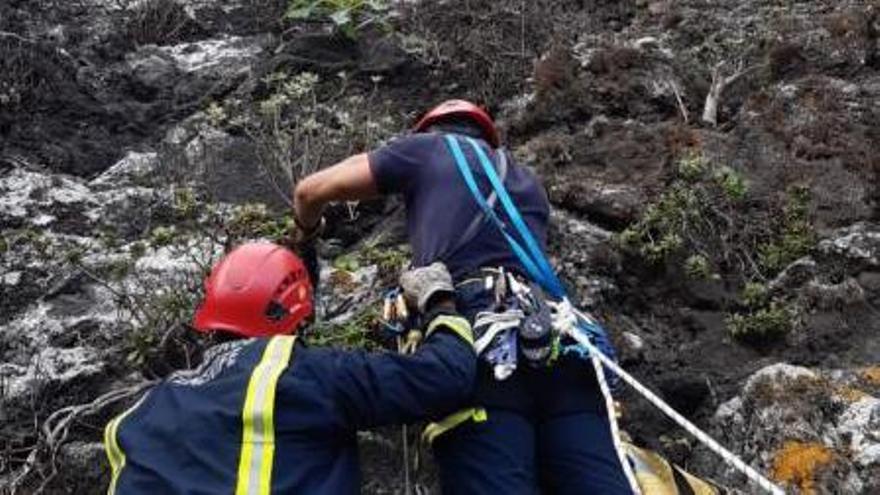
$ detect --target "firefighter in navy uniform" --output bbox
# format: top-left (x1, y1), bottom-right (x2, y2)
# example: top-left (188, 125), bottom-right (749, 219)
top-left (293, 100), bottom-right (636, 494)
top-left (103, 242), bottom-right (475, 495)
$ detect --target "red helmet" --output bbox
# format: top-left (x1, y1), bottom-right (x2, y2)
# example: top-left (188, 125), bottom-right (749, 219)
top-left (413, 99), bottom-right (500, 148)
top-left (193, 242), bottom-right (314, 338)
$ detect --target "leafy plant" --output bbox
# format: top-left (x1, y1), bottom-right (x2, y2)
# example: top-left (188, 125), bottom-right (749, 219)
top-left (714, 166), bottom-right (748, 201)
top-left (616, 149), bottom-right (814, 285)
top-left (758, 186), bottom-right (815, 274)
top-left (741, 282), bottom-right (769, 308)
top-left (726, 303), bottom-right (793, 344)
top-left (305, 306), bottom-right (380, 349)
top-left (285, 0), bottom-right (389, 38)
top-left (684, 254), bottom-right (713, 280)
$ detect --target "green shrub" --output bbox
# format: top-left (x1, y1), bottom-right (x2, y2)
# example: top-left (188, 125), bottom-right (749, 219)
top-left (726, 303), bottom-right (792, 344)
top-left (676, 150), bottom-right (707, 182)
top-left (306, 306), bottom-right (380, 349)
top-left (149, 226), bottom-right (178, 247)
top-left (714, 166), bottom-right (748, 201)
top-left (741, 282), bottom-right (769, 308)
top-left (684, 254), bottom-right (713, 280)
top-left (758, 186), bottom-right (815, 274)
top-left (285, 0), bottom-right (389, 38)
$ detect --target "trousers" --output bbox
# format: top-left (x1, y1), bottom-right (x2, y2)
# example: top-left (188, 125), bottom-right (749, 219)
top-left (432, 280), bottom-right (635, 494)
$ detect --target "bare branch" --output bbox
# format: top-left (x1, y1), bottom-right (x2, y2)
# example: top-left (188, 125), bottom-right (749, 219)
top-left (9, 381), bottom-right (156, 495)
top-left (702, 62), bottom-right (763, 127)
top-left (666, 79), bottom-right (690, 124)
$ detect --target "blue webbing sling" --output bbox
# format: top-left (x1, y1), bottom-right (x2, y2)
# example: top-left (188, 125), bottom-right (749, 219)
top-left (444, 135), bottom-right (618, 364)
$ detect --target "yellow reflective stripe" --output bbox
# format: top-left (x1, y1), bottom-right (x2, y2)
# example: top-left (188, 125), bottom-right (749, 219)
top-left (422, 407), bottom-right (487, 445)
top-left (426, 315), bottom-right (474, 346)
top-left (104, 393), bottom-right (149, 495)
top-left (235, 336), bottom-right (296, 495)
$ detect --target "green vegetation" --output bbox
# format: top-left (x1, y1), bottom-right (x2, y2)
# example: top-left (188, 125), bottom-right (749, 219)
top-left (726, 279), bottom-right (800, 345)
top-left (616, 149), bottom-right (748, 274)
top-left (617, 149), bottom-right (816, 347)
top-left (758, 186), bottom-right (815, 274)
top-left (306, 306), bottom-right (381, 349)
top-left (286, 0), bottom-right (389, 38)
top-left (149, 226), bottom-right (178, 247)
top-left (684, 254), bottom-right (713, 280)
top-left (741, 281), bottom-right (769, 308)
top-left (225, 203), bottom-right (293, 243)
top-left (333, 240), bottom-right (411, 275)
top-left (726, 303), bottom-right (793, 344)
top-left (617, 149), bottom-right (815, 284)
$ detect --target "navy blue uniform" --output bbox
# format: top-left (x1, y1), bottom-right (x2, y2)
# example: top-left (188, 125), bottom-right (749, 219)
top-left (369, 132), bottom-right (550, 280)
top-left (104, 317), bottom-right (474, 495)
top-left (369, 133), bottom-right (635, 494)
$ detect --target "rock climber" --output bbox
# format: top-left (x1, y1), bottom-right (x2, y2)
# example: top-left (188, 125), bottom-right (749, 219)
top-left (293, 99), bottom-right (637, 494)
top-left (102, 241), bottom-right (475, 494)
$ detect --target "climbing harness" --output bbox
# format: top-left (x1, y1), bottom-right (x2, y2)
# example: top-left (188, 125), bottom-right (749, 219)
top-left (444, 134), bottom-right (785, 495)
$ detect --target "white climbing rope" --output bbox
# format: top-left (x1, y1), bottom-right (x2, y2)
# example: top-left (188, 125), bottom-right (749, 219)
top-left (564, 306), bottom-right (785, 495)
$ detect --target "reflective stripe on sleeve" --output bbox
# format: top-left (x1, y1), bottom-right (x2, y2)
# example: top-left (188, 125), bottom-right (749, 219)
top-left (235, 335), bottom-right (297, 495)
top-left (104, 393), bottom-right (150, 495)
top-left (422, 407), bottom-right (487, 445)
top-left (426, 315), bottom-right (474, 347)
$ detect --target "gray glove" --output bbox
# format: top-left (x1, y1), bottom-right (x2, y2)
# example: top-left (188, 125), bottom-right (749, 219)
top-left (399, 262), bottom-right (455, 313)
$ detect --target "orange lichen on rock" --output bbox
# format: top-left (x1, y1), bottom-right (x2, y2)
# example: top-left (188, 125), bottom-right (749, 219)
top-left (771, 441), bottom-right (833, 495)
top-left (861, 366), bottom-right (880, 385)
top-left (836, 386), bottom-right (870, 403)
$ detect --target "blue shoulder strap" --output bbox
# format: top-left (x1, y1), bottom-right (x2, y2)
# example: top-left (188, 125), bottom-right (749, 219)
top-left (444, 135), bottom-right (546, 286)
top-left (444, 135), bottom-right (566, 298)
top-left (444, 134), bottom-right (618, 360)
top-left (463, 137), bottom-right (568, 299)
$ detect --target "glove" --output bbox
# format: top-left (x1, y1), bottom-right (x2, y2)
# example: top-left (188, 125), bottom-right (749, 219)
top-left (284, 216), bottom-right (324, 291)
top-left (289, 215), bottom-right (325, 247)
top-left (297, 240), bottom-right (320, 291)
top-left (399, 262), bottom-right (455, 314)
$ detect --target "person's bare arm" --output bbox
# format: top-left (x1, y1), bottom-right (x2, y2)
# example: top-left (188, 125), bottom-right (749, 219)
top-left (293, 153), bottom-right (379, 229)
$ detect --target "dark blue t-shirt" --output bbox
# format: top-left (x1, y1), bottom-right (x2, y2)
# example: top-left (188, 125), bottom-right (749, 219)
top-left (368, 133), bottom-right (549, 281)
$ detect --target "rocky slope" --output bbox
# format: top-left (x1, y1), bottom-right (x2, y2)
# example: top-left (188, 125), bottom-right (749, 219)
top-left (1, 0), bottom-right (879, 493)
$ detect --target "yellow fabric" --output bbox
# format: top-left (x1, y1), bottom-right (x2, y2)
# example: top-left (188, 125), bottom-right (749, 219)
top-left (623, 442), bottom-right (721, 495)
top-left (674, 465), bottom-right (720, 495)
top-left (422, 407), bottom-right (487, 445)
top-left (426, 314), bottom-right (474, 346)
top-left (104, 393), bottom-right (149, 495)
top-left (235, 336), bottom-right (297, 495)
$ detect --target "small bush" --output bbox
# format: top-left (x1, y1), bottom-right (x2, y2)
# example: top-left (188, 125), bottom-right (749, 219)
top-left (306, 305), bottom-right (380, 349)
top-left (149, 226), bottom-right (178, 247)
top-left (758, 186), bottom-right (815, 274)
top-left (714, 166), bottom-right (748, 201)
top-left (684, 254), bottom-right (713, 280)
top-left (617, 148), bottom-right (815, 286)
top-left (726, 303), bottom-right (792, 344)
top-left (741, 282), bottom-right (769, 308)
top-left (285, 0), bottom-right (389, 38)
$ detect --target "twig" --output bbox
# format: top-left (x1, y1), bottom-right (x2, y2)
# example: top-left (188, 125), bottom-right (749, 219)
top-left (702, 62), bottom-right (762, 127)
top-left (667, 78), bottom-right (690, 124)
top-left (9, 381), bottom-right (156, 495)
